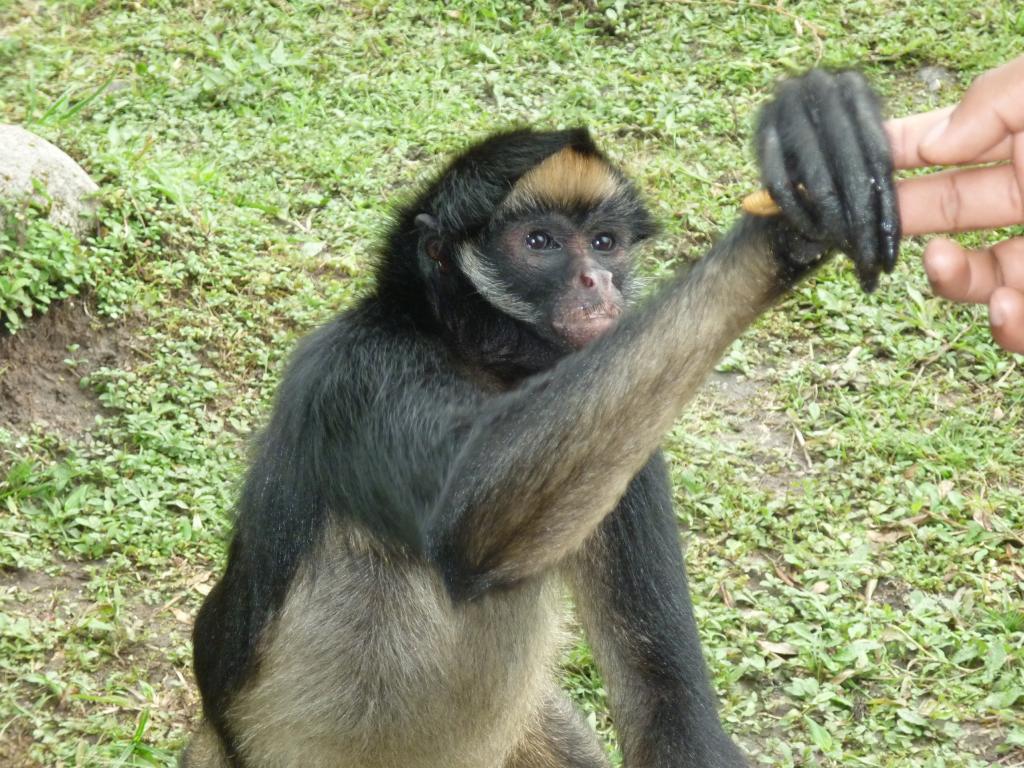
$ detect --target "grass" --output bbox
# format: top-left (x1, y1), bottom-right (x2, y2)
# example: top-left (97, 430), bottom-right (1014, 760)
top-left (0, 1), bottom-right (1022, 766)
top-left (0, 193), bottom-right (94, 331)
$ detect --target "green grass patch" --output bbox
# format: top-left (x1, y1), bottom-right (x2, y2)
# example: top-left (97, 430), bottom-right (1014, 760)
top-left (0, 195), bottom-right (91, 331)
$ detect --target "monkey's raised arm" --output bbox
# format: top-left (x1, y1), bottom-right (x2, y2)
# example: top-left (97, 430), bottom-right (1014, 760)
top-left (427, 70), bottom-right (898, 599)
top-left (428, 217), bottom-right (777, 596)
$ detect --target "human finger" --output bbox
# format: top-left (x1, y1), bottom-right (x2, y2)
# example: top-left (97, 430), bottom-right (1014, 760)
top-left (896, 164), bottom-right (1024, 236)
top-left (989, 286), bottom-right (1024, 354)
top-left (918, 54), bottom-right (1024, 165)
top-left (885, 107), bottom-right (1012, 170)
top-left (922, 236), bottom-right (1024, 304)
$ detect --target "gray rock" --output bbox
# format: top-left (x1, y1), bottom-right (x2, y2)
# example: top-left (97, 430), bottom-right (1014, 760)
top-left (917, 65), bottom-right (957, 93)
top-left (0, 124), bottom-right (99, 237)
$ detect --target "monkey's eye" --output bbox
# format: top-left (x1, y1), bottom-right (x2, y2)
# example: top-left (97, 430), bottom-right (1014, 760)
top-left (525, 231), bottom-right (557, 251)
top-left (592, 233), bottom-right (616, 252)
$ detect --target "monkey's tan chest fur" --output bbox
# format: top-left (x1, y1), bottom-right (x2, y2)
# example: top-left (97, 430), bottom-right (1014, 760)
top-left (228, 524), bottom-right (565, 768)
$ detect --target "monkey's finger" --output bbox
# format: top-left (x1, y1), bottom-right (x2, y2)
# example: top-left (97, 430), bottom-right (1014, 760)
top-left (757, 100), bottom-right (825, 239)
top-left (774, 79), bottom-right (849, 246)
top-left (840, 71), bottom-right (900, 274)
top-left (801, 71), bottom-right (879, 291)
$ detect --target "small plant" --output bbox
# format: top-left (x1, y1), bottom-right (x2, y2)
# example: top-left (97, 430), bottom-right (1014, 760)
top-left (0, 191), bottom-right (92, 331)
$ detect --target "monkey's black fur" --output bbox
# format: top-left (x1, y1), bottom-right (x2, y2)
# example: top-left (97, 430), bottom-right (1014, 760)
top-left (189, 70), bottom-right (899, 768)
top-left (195, 127), bottom-right (643, 751)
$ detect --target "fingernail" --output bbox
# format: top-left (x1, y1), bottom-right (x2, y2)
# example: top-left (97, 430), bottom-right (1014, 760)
top-left (990, 302), bottom-right (1005, 328)
top-left (921, 116), bottom-right (950, 152)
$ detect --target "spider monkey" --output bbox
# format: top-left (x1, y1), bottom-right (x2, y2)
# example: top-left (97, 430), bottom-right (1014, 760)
top-left (182, 69), bottom-right (899, 768)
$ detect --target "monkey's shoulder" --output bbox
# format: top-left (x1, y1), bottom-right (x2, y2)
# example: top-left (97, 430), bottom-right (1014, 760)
top-left (281, 301), bottom-right (479, 403)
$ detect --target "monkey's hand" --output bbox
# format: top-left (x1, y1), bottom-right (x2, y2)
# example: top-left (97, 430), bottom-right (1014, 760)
top-left (756, 69), bottom-right (900, 293)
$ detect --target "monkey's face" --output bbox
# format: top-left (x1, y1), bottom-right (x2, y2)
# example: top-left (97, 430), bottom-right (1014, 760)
top-left (480, 211), bottom-right (633, 349)
top-left (455, 145), bottom-right (651, 351)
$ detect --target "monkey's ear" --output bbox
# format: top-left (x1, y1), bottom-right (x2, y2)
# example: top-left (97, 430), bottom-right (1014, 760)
top-left (414, 213), bottom-right (450, 273)
top-left (414, 213), bottom-right (440, 233)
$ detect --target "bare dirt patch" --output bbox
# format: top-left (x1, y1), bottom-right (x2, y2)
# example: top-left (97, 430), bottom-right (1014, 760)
top-left (0, 564), bottom-right (94, 767)
top-left (0, 559), bottom-right (93, 612)
top-left (0, 297), bottom-right (133, 438)
top-left (0, 725), bottom-right (40, 768)
top-left (703, 370), bottom-right (811, 493)
top-left (958, 720), bottom-right (1019, 765)
top-left (0, 561), bottom-right (201, 765)
top-left (869, 577), bottom-right (911, 611)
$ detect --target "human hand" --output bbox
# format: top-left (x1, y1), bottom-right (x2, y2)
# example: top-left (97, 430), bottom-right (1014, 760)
top-left (885, 55), bottom-right (1024, 353)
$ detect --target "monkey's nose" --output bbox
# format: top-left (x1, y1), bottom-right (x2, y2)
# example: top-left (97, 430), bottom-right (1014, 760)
top-left (578, 269), bottom-right (613, 292)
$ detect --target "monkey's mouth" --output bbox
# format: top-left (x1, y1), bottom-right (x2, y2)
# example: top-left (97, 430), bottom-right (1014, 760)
top-left (553, 303), bottom-right (622, 348)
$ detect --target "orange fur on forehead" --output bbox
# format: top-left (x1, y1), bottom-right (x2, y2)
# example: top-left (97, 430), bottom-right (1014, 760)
top-left (502, 148), bottom-right (622, 211)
